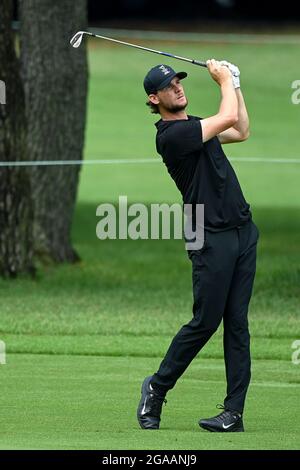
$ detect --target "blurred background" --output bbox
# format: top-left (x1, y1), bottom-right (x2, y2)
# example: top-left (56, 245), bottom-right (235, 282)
top-left (0, 0), bottom-right (299, 451)
top-left (87, 0), bottom-right (300, 23)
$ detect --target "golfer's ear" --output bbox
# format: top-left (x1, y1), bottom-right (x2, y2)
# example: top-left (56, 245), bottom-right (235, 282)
top-left (149, 94), bottom-right (159, 105)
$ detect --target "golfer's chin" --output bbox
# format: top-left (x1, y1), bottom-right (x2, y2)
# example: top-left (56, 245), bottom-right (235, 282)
top-left (169, 98), bottom-right (188, 113)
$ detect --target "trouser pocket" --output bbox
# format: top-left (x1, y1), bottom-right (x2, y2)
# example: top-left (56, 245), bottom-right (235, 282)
top-left (187, 230), bottom-right (210, 260)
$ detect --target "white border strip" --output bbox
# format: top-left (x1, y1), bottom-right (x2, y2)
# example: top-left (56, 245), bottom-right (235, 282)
top-left (90, 27), bottom-right (300, 45)
top-left (1, 157), bottom-right (300, 167)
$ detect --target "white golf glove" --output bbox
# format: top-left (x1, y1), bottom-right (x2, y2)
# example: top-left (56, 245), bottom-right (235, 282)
top-left (220, 60), bottom-right (240, 89)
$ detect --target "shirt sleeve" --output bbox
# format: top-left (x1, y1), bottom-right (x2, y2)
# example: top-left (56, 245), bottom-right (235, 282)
top-left (162, 119), bottom-right (203, 158)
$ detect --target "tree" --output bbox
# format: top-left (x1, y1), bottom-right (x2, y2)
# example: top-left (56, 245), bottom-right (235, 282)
top-left (19, 0), bottom-right (88, 262)
top-left (0, 0), bottom-right (34, 277)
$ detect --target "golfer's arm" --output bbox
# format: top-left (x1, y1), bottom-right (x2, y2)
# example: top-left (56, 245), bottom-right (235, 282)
top-left (217, 89), bottom-right (250, 144)
top-left (201, 79), bottom-right (238, 143)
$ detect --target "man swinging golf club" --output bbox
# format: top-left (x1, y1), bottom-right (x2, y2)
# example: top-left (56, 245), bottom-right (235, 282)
top-left (137, 59), bottom-right (259, 432)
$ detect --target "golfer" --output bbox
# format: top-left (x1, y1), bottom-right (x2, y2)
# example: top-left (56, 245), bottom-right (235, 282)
top-left (137, 59), bottom-right (259, 432)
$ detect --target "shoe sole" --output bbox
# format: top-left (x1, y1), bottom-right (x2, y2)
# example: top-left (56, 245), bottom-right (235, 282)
top-left (199, 422), bottom-right (244, 433)
top-left (137, 376), bottom-right (159, 430)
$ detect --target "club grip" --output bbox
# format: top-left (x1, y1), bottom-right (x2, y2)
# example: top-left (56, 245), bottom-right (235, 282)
top-left (192, 59), bottom-right (207, 68)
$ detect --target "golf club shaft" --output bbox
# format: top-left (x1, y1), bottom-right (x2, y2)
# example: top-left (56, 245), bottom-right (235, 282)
top-left (80, 31), bottom-right (207, 68)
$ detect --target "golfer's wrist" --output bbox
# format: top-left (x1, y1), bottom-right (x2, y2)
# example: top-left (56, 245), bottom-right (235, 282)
top-left (220, 78), bottom-right (235, 90)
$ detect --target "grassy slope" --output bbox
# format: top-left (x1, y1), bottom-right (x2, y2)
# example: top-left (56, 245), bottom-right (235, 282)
top-left (1, 205), bottom-right (299, 346)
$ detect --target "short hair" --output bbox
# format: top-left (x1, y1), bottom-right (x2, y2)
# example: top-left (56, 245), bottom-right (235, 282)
top-left (146, 100), bottom-right (160, 114)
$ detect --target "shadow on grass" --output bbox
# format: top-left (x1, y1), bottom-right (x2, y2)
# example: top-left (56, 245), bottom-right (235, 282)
top-left (71, 202), bottom-right (300, 299)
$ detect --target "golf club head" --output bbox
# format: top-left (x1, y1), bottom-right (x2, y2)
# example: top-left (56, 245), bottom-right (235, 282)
top-left (70, 31), bottom-right (84, 48)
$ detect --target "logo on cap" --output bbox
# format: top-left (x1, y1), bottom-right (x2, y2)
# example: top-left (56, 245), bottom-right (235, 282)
top-left (159, 65), bottom-right (171, 76)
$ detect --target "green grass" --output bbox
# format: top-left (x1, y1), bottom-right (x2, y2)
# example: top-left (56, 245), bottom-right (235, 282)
top-left (0, 38), bottom-right (300, 450)
top-left (1, 355), bottom-right (299, 450)
top-left (84, 40), bottom-right (300, 161)
top-left (1, 206), bottom-right (299, 342)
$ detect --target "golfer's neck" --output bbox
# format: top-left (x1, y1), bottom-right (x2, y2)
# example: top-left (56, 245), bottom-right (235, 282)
top-left (160, 110), bottom-right (188, 121)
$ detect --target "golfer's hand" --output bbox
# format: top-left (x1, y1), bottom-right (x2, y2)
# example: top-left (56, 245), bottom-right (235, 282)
top-left (206, 59), bottom-right (233, 86)
top-left (220, 60), bottom-right (240, 89)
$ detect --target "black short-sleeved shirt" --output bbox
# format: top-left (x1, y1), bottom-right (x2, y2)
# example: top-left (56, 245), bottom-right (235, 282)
top-left (155, 115), bottom-right (251, 232)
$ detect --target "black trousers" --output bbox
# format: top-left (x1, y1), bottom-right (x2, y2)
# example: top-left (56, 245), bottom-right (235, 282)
top-left (151, 219), bottom-right (259, 414)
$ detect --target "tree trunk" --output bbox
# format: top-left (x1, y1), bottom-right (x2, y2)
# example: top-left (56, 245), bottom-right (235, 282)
top-left (0, 0), bottom-right (34, 277)
top-left (19, 0), bottom-right (88, 263)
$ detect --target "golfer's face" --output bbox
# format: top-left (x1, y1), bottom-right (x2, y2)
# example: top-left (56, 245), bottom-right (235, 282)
top-left (157, 77), bottom-right (187, 108)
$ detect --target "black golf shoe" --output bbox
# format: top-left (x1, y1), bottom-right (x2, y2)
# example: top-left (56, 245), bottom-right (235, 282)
top-left (199, 405), bottom-right (244, 432)
top-left (137, 376), bottom-right (167, 430)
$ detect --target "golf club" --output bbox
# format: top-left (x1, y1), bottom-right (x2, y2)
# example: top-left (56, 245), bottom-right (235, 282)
top-left (70, 31), bottom-right (207, 68)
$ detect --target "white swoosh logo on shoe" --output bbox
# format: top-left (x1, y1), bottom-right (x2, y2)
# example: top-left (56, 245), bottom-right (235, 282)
top-left (141, 397), bottom-right (147, 415)
top-left (141, 380), bottom-right (153, 415)
top-left (222, 422), bottom-right (235, 429)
